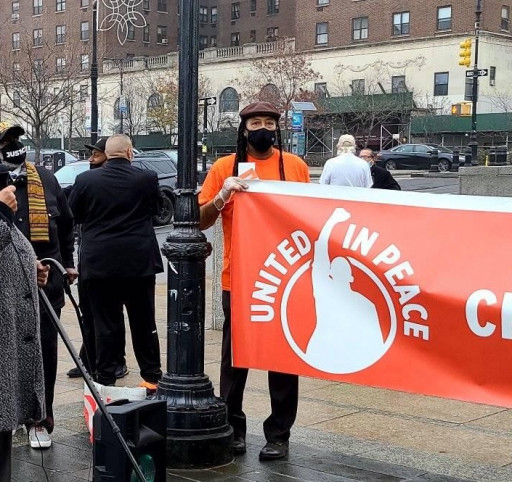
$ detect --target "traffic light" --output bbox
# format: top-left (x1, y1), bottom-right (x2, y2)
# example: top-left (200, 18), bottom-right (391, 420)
top-left (459, 38), bottom-right (472, 67)
top-left (451, 103), bottom-right (472, 116)
top-left (93, 399), bottom-right (167, 482)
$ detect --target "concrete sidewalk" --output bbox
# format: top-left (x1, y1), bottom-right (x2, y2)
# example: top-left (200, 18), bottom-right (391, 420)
top-left (11, 280), bottom-right (512, 481)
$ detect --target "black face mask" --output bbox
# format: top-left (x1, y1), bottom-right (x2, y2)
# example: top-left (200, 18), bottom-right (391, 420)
top-left (247, 128), bottom-right (276, 153)
top-left (0, 140), bottom-right (26, 167)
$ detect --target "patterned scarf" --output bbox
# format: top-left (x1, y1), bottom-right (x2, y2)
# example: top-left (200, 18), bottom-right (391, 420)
top-left (25, 163), bottom-right (50, 242)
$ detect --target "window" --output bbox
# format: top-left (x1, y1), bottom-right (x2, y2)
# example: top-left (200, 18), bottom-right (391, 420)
top-left (143, 0), bottom-right (149, 9)
top-left (81, 0), bottom-right (89, 6)
top-left (250, 0), bottom-right (256, 12)
top-left (434, 72), bottom-right (449, 96)
top-left (33, 59), bottom-right (43, 74)
top-left (230, 32), bottom-right (240, 46)
top-left (33, 28), bottom-right (43, 47)
top-left (147, 93), bottom-right (163, 111)
top-left (127, 23), bottom-right (135, 40)
top-left (12, 2), bottom-right (20, 14)
top-left (56, 56), bottom-right (66, 73)
top-left (81, 21), bottom-right (89, 40)
top-left (13, 91), bottom-right (21, 108)
top-left (391, 75), bottom-right (407, 93)
top-left (13, 62), bottom-right (20, 73)
top-left (56, 25), bottom-right (66, 44)
top-left (211, 6), bottom-right (217, 23)
top-left (267, 0), bottom-right (279, 14)
top-left (33, 0), bottom-right (42, 15)
top-left (231, 2), bottom-right (240, 20)
top-left (393, 11), bottom-right (409, 35)
top-left (199, 6), bottom-right (208, 23)
top-left (210, 35), bottom-right (217, 47)
top-left (437, 6), bottom-right (452, 30)
top-left (248, 30), bottom-right (256, 42)
top-left (351, 79), bottom-right (365, 95)
top-left (219, 87), bottom-right (239, 112)
top-left (56, 0), bottom-right (65, 12)
top-left (314, 82), bottom-right (328, 97)
top-left (80, 84), bottom-right (88, 101)
top-left (266, 27), bottom-right (278, 40)
top-left (352, 17), bottom-right (368, 40)
top-left (490, 66), bottom-right (496, 86)
top-left (81, 54), bottom-right (89, 71)
top-left (157, 25), bottom-right (167, 43)
top-left (143, 25), bottom-right (149, 42)
top-left (12, 32), bottom-right (20, 49)
top-left (199, 35), bottom-right (208, 50)
top-left (315, 22), bottom-right (328, 45)
top-left (502, 6), bottom-right (510, 30)
top-left (157, 0), bottom-right (167, 12)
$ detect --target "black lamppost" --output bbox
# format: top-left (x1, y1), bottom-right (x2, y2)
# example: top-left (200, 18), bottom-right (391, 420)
top-left (469, 0), bottom-right (482, 165)
top-left (90, 0), bottom-right (98, 145)
top-left (155, 0), bottom-right (233, 469)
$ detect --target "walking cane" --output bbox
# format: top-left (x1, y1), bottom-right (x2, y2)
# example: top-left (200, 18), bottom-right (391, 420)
top-left (38, 258), bottom-right (147, 482)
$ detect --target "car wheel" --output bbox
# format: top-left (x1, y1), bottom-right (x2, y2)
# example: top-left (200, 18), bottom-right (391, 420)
top-left (385, 160), bottom-right (397, 171)
top-left (438, 159), bottom-right (451, 172)
top-left (153, 193), bottom-right (174, 226)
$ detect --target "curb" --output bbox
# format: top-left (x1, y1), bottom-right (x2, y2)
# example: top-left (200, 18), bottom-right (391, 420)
top-left (411, 172), bottom-right (460, 178)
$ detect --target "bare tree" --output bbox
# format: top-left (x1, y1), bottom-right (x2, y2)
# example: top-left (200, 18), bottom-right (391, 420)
top-left (146, 74), bottom-right (179, 137)
top-left (0, 31), bottom-right (87, 161)
top-left (233, 38), bottom-right (321, 147)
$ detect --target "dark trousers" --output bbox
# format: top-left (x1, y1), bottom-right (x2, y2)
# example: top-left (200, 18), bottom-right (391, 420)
top-left (221, 291), bottom-right (298, 443)
top-left (85, 276), bottom-right (162, 386)
top-left (0, 431), bottom-right (12, 482)
top-left (77, 278), bottom-right (126, 375)
top-left (37, 307), bottom-right (60, 434)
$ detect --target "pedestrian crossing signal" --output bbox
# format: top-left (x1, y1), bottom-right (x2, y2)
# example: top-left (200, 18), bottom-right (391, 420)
top-left (459, 39), bottom-right (472, 67)
top-left (451, 103), bottom-right (472, 116)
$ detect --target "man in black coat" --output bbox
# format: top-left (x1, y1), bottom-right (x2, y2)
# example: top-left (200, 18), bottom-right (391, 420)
top-left (69, 134), bottom-right (163, 388)
top-left (0, 124), bottom-right (76, 449)
top-left (359, 148), bottom-right (401, 190)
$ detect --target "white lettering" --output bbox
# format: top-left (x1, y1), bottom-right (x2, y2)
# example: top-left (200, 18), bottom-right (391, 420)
top-left (349, 227), bottom-right (379, 256)
top-left (264, 253), bottom-right (287, 275)
top-left (250, 305), bottom-right (274, 322)
top-left (277, 239), bottom-right (300, 266)
top-left (291, 230), bottom-right (311, 256)
top-left (342, 223), bottom-right (357, 249)
top-left (252, 281), bottom-right (278, 303)
top-left (404, 321), bottom-right (429, 340)
top-left (372, 244), bottom-right (401, 266)
top-left (502, 292), bottom-right (512, 339)
top-left (384, 262), bottom-right (414, 286)
top-left (466, 289), bottom-right (497, 337)
top-left (393, 285), bottom-right (420, 305)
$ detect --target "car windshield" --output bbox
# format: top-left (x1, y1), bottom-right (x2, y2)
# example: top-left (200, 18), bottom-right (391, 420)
top-left (54, 163), bottom-right (89, 184)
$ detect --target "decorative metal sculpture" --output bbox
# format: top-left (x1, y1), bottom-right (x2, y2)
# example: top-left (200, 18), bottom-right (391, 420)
top-left (98, 0), bottom-right (147, 45)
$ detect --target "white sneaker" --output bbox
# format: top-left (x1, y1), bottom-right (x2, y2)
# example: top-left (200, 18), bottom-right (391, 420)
top-left (28, 426), bottom-right (52, 449)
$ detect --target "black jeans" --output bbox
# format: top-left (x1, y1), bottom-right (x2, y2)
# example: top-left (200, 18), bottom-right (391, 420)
top-left (77, 278), bottom-right (126, 376)
top-left (85, 276), bottom-right (162, 386)
top-left (0, 431), bottom-right (12, 482)
top-left (221, 290), bottom-right (298, 443)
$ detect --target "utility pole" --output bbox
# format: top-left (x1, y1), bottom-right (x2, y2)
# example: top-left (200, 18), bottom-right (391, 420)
top-left (90, 0), bottom-right (98, 145)
top-left (469, 0), bottom-right (482, 165)
top-left (155, 0), bottom-right (232, 469)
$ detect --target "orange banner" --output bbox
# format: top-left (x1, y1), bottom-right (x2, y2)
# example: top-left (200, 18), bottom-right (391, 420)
top-left (231, 181), bottom-right (512, 407)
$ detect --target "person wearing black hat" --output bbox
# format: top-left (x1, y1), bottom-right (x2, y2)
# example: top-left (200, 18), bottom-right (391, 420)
top-left (0, 123), bottom-right (76, 450)
top-left (66, 137), bottom-right (128, 380)
top-left (199, 101), bottom-right (310, 461)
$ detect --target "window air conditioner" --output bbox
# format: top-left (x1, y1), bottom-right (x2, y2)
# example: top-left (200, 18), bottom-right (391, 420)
top-left (161, 38), bottom-right (168, 44)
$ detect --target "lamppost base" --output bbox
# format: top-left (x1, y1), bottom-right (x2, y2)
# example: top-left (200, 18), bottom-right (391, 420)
top-left (156, 374), bottom-right (233, 469)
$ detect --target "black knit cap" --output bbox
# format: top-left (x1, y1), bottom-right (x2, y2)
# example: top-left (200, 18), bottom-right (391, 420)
top-left (239, 101), bottom-right (281, 121)
top-left (0, 124), bottom-right (25, 143)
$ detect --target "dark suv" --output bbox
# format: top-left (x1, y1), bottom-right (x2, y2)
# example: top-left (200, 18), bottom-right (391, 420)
top-left (55, 158), bottom-right (177, 226)
top-left (131, 157), bottom-right (177, 226)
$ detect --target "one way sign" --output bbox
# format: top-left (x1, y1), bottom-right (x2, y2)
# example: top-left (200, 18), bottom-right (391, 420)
top-left (466, 69), bottom-right (489, 78)
top-left (199, 96), bottom-right (217, 106)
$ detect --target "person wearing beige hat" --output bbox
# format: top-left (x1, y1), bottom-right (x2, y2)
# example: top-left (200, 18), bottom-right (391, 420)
top-left (199, 101), bottom-right (310, 461)
top-left (319, 134), bottom-right (372, 187)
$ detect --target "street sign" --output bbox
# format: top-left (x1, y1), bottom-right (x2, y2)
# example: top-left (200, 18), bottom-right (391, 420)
top-left (465, 69), bottom-right (489, 78)
top-left (199, 96), bottom-right (217, 106)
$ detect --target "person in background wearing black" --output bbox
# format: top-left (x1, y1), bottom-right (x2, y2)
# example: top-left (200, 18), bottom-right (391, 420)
top-left (0, 124), bottom-right (76, 450)
top-left (359, 148), bottom-right (401, 190)
top-left (66, 138), bottom-right (128, 380)
top-left (0, 184), bottom-right (50, 482)
top-left (69, 134), bottom-right (163, 391)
